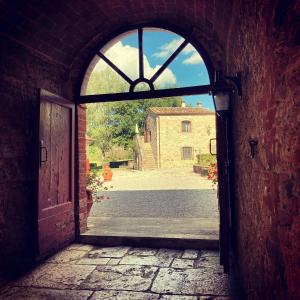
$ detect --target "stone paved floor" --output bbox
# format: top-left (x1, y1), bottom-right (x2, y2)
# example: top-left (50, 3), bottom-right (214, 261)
top-left (0, 244), bottom-right (232, 299)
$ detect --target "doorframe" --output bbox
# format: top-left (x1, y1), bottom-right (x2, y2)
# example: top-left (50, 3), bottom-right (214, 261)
top-left (73, 22), bottom-right (234, 272)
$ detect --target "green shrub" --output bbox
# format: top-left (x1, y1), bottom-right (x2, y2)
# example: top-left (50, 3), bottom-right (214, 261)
top-left (196, 154), bottom-right (217, 166)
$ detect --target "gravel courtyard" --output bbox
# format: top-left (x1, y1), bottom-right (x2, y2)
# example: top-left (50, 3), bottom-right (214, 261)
top-left (87, 168), bottom-right (219, 240)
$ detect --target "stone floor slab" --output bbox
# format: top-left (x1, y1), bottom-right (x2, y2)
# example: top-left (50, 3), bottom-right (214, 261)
top-left (46, 249), bottom-right (86, 264)
top-left (15, 263), bottom-right (96, 289)
top-left (195, 256), bottom-right (221, 269)
top-left (90, 290), bottom-right (160, 299)
top-left (81, 265), bottom-right (157, 291)
top-left (88, 247), bottom-right (130, 258)
top-left (171, 258), bottom-right (195, 269)
top-left (200, 251), bottom-right (220, 257)
top-left (151, 267), bottom-right (230, 295)
top-left (66, 244), bottom-right (95, 252)
top-left (128, 248), bottom-right (158, 256)
top-left (182, 250), bottom-right (199, 259)
top-left (120, 255), bottom-right (173, 267)
top-left (156, 248), bottom-right (183, 259)
top-left (0, 287), bottom-right (92, 300)
top-left (107, 258), bottom-right (122, 265)
top-left (199, 297), bottom-right (231, 300)
top-left (160, 295), bottom-right (198, 300)
top-left (76, 257), bottom-right (110, 265)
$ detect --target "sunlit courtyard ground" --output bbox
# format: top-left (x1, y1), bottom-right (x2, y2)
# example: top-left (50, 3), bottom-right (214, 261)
top-left (85, 167), bottom-right (219, 242)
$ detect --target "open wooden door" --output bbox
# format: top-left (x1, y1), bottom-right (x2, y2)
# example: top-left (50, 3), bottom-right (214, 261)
top-left (37, 89), bottom-right (75, 259)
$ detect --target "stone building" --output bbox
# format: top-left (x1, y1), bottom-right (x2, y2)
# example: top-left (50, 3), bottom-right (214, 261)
top-left (135, 102), bottom-right (215, 169)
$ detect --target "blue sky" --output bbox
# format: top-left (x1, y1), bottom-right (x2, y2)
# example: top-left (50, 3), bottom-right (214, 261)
top-left (99, 29), bottom-right (214, 110)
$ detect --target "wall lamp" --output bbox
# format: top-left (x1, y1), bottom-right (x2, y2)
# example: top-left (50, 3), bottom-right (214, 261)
top-left (210, 71), bottom-right (242, 114)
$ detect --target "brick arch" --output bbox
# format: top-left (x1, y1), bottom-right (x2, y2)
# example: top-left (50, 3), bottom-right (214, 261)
top-left (1, 1), bottom-right (230, 96)
top-left (1, 1), bottom-right (230, 65)
top-left (64, 4), bottom-right (229, 96)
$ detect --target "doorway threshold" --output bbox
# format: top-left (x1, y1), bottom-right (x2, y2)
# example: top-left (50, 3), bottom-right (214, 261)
top-left (80, 216), bottom-right (219, 250)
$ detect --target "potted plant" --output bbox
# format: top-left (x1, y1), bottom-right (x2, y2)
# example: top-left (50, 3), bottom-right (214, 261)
top-left (193, 153), bottom-right (215, 177)
top-left (86, 171), bottom-right (105, 216)
top-left (193, 154), bottom-right (202, 174)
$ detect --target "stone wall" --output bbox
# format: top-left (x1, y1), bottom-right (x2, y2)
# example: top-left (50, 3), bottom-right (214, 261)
top-left (158, 114), bottom-right (216, 168)
top-left (76, 105), bottom-right (87, 234)
top-left (226, 1), bottom-right (300, 299)
top-left (146, 112), bottom-right (159, 167)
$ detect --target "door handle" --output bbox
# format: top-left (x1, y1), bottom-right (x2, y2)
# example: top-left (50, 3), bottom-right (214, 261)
top-left (40, 140), bottom-right (48, 166)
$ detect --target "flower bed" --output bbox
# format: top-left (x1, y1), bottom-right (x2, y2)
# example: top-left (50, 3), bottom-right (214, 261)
top-left (207, 163), bottom-right (218, 186)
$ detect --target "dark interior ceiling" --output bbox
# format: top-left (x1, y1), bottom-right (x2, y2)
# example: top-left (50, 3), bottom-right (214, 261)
top-left (0, 0), bottom-right (233, 69)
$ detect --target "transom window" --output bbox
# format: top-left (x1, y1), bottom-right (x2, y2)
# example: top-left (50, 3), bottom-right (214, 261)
top-left (80, 26), bottom-right (211, 103)
top-left (182, 120), bottom-right (191, 132)
top-left (182, 147), bottom-right (193, 160)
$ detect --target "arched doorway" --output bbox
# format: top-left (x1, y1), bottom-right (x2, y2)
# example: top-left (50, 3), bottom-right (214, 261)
top-left (78, 24), bottom-right (230, 270)
top-left (76, 25), bottom-right (231, 272)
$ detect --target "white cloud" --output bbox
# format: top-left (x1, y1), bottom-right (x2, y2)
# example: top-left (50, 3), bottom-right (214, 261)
top-left (152, 38), bottom-right (184, 58)
top-left (153, 38), bottom-right (203, 65)
top-left (182, 52), bottom-right (203, 65)
top-left (94, 41), bottom-right (176, 87)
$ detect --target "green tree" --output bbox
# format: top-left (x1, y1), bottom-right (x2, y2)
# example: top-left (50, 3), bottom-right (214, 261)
top-left (109, 97), bottom-right (181, 149)
top-left (87, 102), bottom-right (113, 165)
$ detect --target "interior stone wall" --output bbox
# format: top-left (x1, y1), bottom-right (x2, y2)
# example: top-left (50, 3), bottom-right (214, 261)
top-left (226, 1), bottom-right (300, 299)
top-left (0, 37), bottom-right (68, 274)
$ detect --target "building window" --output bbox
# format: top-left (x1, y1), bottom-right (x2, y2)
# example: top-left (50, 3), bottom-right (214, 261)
top-left (182, 121), bottom-right (191, 132)
top-left (182, 147), bottom-right (193, 160)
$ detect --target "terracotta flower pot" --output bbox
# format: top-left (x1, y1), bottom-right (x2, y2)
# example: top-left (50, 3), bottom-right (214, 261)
top-left (86, 188), bottom-right (93, 216)
top-left (193, 165), bottom-right (201, 174)
top-left (102, 165), bottom-right (113, 181)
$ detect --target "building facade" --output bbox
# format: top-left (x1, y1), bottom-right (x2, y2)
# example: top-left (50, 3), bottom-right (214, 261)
top-left (136, 103), bottom-right (216, 169)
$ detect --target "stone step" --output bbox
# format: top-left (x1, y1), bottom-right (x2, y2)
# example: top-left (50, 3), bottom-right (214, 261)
top-left (80, 235), bottom-right (218, 250)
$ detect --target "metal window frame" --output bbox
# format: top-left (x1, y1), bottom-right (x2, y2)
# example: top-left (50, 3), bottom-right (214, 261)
top-left (77, 23), bottom-right (217, 104)
top-left (181, 120), bottom-right (191, 133)
top-left (182, 146), bottom-right (193, 160)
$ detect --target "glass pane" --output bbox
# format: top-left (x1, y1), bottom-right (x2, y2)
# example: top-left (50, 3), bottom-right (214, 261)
top-left (182, 94), bottom-right (215, 111)
top-left (156, 42), bottom-right (209, 89)
top-left (143, 28), bottom-right (182, 87)
top-left (100, 30), bottom-right (139, 81)
top-left (182, 121), bottom-right (191, 132)
top-left (83, 55), bottom-right (130, 95)
top-left (182, 147), bottom-right (192, 160)
top-left (81, 27), bottom-right (212, 96)
top-left (133, 82), bottom-right (151, 92)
